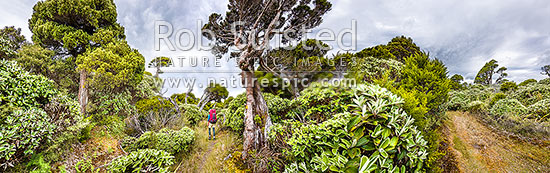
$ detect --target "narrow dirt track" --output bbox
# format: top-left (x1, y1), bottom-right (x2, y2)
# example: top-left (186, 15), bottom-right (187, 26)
top-left (445, 111), bottom-right (550, 172)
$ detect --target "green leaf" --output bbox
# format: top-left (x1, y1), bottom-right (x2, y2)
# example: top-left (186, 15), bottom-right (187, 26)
top-left (347, 115), bottom-right (361, 131)
top-left (356, 136), bottom-right (369, 147)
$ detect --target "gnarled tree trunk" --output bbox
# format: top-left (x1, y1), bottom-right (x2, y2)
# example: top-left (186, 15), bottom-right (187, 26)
top-left (242, 69), bottom-right (271, 159)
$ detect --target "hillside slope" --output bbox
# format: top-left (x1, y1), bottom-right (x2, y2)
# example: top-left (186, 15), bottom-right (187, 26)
top-left (444, 111), bottom-right (550, 172)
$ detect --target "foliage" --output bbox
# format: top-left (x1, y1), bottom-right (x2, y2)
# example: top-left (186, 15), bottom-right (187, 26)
top-left (88, 90), bottom-right (135, 122)
top-left (148, 56), bottom-right (173, 76)
top-left (490, 99), bottom-right (527, 117)
top-left (0, 26), bottom-right (27, 60)
top-left (467, 101), bottom-right (488, 114)
top-left (263, 93), bottom-right (291, 123)
top-left (261, 39), bottom-right (334, 97)
top-left (500, 81), bottom-right (517, 92)
top-left (108, 149), bottom-right (174, 173)
top-left (0, 60), bottom-right (56, 108)
top-left (450, 74), bottom-right (465, 90)
top-left (26, 154), bottom-right (51, 173)
top-left (399, 53), bottom-right (450, 117)
top-left (181, 104), bottom-right (205, 125)
top-left (223, 94), bottom-right (247, 132)
top-left (510, 83), bottom-right (550, 106)
top-left (29, 0), bottom-right (124, 57)
top-left (29, 0), bottom-right (126, 94)
top-left (446, 85), bottom-right (495, 111)
top-left (474, 59), bottom-right (507, 85)
top-left (171, 92), bottom-right (199, 105)
top-left (542, 65), bottom-right (550, 78)
top-left (124, 127), bottom-right (195, 156)
top-left (0, 108), bottom-right (56, 168)
top-left (527, 99), bottom-right (550, 120)
top-left (74, 157), bottom-right (96, 173)
top-left (0, 61), bottom-right (61, 167)
top-left (289, 84), bottom-right (354, 123)
top-left (284, 85), bottom-right (428, 172)
top-left (356, 36), bottom-right (423, 62)
top-left (254, 71), bottom-right (292, 98)
top-left (15, 44), bottom-right (78, 92)
top-left (489, 93), bottom-right (507, 106)
top-left (347, 56), bottom-right (403, 82)
top-left (135, 96), bottom-right (174, 114)
top-left (197, 82), bottom-right (229, 110)
top-left (77, 40), bottom-right (145, 92)
top-left (446, 91), bottom-right (468, 111)
top-left (519, 79), bottom-right (537, 87)
top-left (539, 78), bottom-right (550, 85)
top-left (374, 53), bottom-right (449, 172)
top-left (131, 73), bottom-right (162, 101)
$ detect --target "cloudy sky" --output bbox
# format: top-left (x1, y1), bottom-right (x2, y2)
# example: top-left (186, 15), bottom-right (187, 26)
top-left (1, 0), bottom-right (550, 96)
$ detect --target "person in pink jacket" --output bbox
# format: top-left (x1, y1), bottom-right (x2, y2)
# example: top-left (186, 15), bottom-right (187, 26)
top-left (207, 109), bottom-right (217, 140)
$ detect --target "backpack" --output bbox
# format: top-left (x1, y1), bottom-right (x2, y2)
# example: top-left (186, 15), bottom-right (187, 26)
top-left (209, 109), bottom-right (218, 123)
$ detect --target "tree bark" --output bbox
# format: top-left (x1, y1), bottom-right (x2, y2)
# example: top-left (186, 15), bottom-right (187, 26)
top-left (78, 69), bottom-right (88, 114)
top-left (242, 69), bottom-right (271, 159)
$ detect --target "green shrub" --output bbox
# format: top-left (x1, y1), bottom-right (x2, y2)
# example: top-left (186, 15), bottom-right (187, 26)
top-left (500, 81), bottom-right (517, 92)
top-left (26, 154), bottom-right (51, 173)
top-left (0, 108), bottom-right (56, 167)
top-left (467, 101), bottom-right (488, 113)
top-left (518, 79), bottom-right (537, 86)
top-left (289, 85), bottom-right (354, 123)
top-left (181, 104), bottom-right (204, 125)
top-left (347, 56), bottom-right (403, 82)
top-left (74, 157), bottom-right (96, 173)
top-left (465, 85), bottom-right (494, 101)
top-left (263, 93), bottom-right (291, 123)
top-left (490, 99), bottom-right (527, 117)
top-left (539, 78), bottom-right (550, 85)
top-left (108, 149), bottom-right (174, 173)
top-left (399, 53), bottom-right (450, 115)
top-left (135, 96), bottom-right (173, 114)
top-left (0, 60), bottom-right (56, 108)
top-left (284, 85), bottom-right (428, 172)
top-left (489, 93), bottom-right (507, 106)
top-left (125, 127), bottom-right (195, 155)
top-left (223, 94), bottom-right (247, 132)
top-left (0, 61), bottom-right (71, 167)
top-left (89, 90), bottom-right (136, 124)
top-left (510, 84), bottom-right (550, 106)
top-left (446, 91), bottom-right (468, 111)
top-left (527, 99), bottom-right (550, 120)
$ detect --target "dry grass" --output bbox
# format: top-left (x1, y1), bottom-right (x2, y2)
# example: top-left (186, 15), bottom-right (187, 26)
top-left (445, 111), bottom-right (550, 172)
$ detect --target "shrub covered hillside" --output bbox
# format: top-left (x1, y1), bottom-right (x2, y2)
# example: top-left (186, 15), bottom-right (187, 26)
top-left (446, 80), bottom-right (550, 139)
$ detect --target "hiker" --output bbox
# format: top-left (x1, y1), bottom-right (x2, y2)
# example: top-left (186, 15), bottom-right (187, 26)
top-left (208, 109), bottom-right (217, 140)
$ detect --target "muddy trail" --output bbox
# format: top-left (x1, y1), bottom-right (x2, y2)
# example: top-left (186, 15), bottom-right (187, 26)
top-left (444, 111), bottom-right (550, 172)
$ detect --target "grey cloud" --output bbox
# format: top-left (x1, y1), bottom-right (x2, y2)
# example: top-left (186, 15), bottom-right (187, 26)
top-left (2, 0), bottom-right (550, 96)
